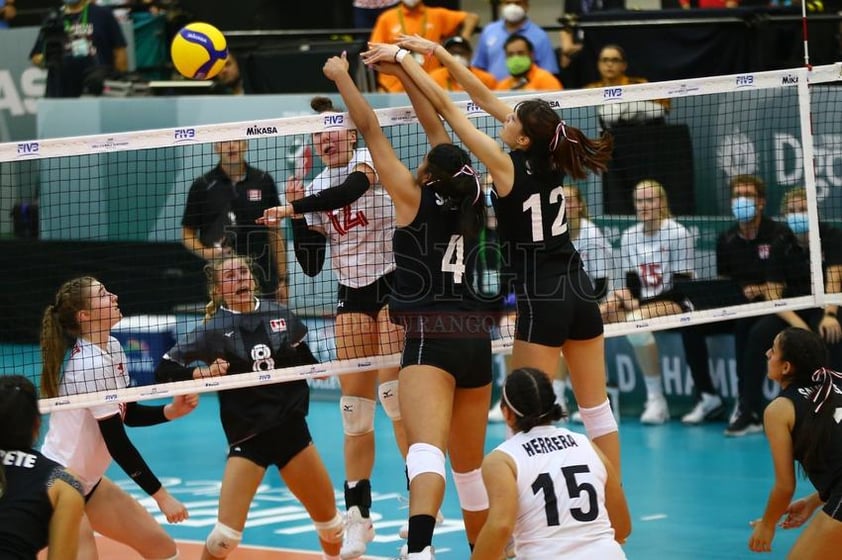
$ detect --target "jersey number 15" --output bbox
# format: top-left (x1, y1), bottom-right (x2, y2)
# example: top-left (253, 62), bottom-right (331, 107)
top-left (532, 464), bottom-right (599, 525)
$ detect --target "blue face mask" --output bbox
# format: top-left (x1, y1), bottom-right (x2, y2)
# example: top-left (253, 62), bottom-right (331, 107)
top-left (731, 196), bottom-right (756, 222)
top-left (786, 212), bottom-right (809, 234)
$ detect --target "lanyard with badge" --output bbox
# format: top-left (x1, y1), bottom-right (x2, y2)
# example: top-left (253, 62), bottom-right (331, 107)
top-left (397, 6), bottom-right (427, 65)
top-left (64, 3), bottom-right (94, 58)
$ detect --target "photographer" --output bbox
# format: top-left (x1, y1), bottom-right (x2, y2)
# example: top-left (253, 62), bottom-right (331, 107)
top-left (29, 0), bottom-right (127, 98)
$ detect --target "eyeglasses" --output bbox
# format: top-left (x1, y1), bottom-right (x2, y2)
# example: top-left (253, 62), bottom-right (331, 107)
top-left (599, 57), bottom-right (624, 64)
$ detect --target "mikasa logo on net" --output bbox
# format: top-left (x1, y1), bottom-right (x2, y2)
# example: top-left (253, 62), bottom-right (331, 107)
top-left (245, 124), bottom-right (279, 136)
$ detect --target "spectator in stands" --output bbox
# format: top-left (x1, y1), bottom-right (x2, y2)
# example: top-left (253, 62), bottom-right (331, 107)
top-left (211, 52), bottom-right (250, 95)
top-left (429, 36), bottom-right (497, 91)
top-left (558, 14), bottom-right (587, 90)
top-left (680, 175), bottom-right (798, 433)
top-left (472, 0), bottom-right (559, 81)
top-left (601, 179), bottom-right (695, 425)
top-left (584, 45), bottom-right (669, 131)
top-left (29, 0), bottom-right (128, 98)
top-left (0, 0), bottom-right (16, 28)
top-left (735, 187), bottom-right (842, 429)
top-left (182, 140), bottom-right (288, 303)
top-left (369, 0), bottom-right (479, 92)
top-left (354, 0), bottom-right (399, 28)
top-left (495, 34), bottom-right (562, 91)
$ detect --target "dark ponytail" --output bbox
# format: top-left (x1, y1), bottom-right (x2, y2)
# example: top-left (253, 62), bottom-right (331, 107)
top-left (503, 367), bottom-right (564, 433)
top-left (424, 143), bottom-right (486, 239)
top-left (516, 99), bottom-right (613, 180)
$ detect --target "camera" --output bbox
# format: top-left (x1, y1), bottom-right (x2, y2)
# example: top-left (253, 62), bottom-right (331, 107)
top-left (40, 9), bottom-right (67, 69)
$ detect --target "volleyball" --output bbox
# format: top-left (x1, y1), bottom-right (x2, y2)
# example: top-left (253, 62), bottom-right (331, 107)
top-left (170, 22), bottom-right (228, 80)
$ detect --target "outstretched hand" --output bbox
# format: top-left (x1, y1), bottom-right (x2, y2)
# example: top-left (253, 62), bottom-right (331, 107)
top-left (257, 205), bottom-right (293, 226)
top-left (323, 51), bottom-right (350, 81)
top-left (397, 34), bottom-right (439, 56)
top-left (361, 42), bottom-right (401, 66)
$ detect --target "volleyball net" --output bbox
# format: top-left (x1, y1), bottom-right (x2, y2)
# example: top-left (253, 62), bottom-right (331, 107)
top-left (1, 63), bottom-right (841, 411)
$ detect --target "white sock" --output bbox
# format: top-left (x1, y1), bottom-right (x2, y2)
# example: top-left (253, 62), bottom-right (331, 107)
top-left (644, 375), bottom-right (664, 400)
top-left (552, 379), bottom-right (566, 405)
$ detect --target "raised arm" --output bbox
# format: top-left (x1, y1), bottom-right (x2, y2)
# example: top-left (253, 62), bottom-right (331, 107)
top-left (400, 34), bottom-right (511, 122)
top-left (363, 42), bottom-right (514, 191)
top-left (383, 60), bottom-right (450, 147)
top-left (323, 52), bottom-right (419, 226)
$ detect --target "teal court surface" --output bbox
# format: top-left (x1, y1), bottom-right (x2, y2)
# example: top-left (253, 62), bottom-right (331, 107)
top-left (86, 393), bottom-right (805, 560)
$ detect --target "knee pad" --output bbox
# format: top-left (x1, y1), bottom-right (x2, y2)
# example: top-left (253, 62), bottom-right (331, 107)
top-left (314, 512), bottom-right (344, 544)
top-left (340, 396), bottom-right (376, 436)
top-left (452, 468), bottom-right (488, 512)
top-left (406, 443), bottom-right (446, 484)
top-left (206, 522), bottom-right (242, 558)
top-left (579, 398), bottom-right (619, 439)
top-left (378, 380), bottom-right (401, 421)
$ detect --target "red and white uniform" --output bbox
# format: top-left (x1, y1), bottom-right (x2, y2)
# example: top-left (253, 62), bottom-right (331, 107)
top-left (305, 148), bottom-right (396, 288)
top-left (620, 218), bottom-right (694, 300)
top-left (41, 337), bottom-right (128, 494)
top-left (495, 425), bottom-right (626, 559)
top-left (573, 218), bottom-right (612, 286)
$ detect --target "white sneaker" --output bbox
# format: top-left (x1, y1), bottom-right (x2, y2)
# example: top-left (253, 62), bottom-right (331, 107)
top-left (681, 393), bottom-right (725, 424)
top-left (488, 398), bottom-right (504, 422)
top-left (640, 395), bottom-right (670, 424)
top-left (399, 545), bottom-right (435, 560)
top-left (340, 506), bottom-right (374, 559)
top-left (398, 511), bottom-right (444, 539)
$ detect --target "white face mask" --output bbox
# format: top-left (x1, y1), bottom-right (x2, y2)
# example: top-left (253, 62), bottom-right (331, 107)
top-left (402, 0), bottom-right (421, 7)
top-left (501, 3), bottom-right (526, 23)
top-left (453, 55), bottom-right (470, 68)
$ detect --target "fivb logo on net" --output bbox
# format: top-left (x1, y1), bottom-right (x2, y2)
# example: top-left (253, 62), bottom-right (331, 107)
top-left (173, 128), bottom-right (197, 143)
top-left (322, 112), bottom-right (345, 129)
top-left (603, 87), bottom-right (623, 100)
top-left (16, 141), bottom-right (39, 158)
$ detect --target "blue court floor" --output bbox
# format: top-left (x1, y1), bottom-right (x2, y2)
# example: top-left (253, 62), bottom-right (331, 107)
top-left (100, 394), bottom-right (806, 560)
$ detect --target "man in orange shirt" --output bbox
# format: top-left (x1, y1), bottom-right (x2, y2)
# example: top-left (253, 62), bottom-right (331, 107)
top-left (369, 0), bottom-right (479, 92)
top-left (428, 36), bottom-right (496, 92)
top-left (495, 34), bottom-right (563, 91)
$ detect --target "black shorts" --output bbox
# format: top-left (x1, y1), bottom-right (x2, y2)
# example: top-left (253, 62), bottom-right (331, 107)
top-left (823, 492), bottom-right (842, 521)
top-left (337, 272), bottom-right (394, 319)
top-left (401, 332), bottom-right (492, 389)
top-left (228, 416), bottom-right (312, 470)
top-left (515, 267), bottom-right (604, 347)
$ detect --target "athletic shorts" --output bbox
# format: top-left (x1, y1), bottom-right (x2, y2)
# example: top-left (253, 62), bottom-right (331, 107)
top-left (515, 267), bottom-right (604, 347)
top-left (823, 491), bottom-right (842, 521)
top-left (228, 416), bottom-right (312, 470)
top-left (642, 288), bottom-right (694, 313)
top-left (337, 272), bottom-right (394, 319)
top-left (401, 331), bottom-right (492, 389)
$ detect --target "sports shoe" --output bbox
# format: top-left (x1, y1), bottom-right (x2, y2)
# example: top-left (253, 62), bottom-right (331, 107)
top-left (724, 411), bottom-right (763, 437)
top-left (681, 393), bottom-right (725, 424)
top-left (398, 510), bottom-right (444, 540)
top-left (399, 545), bottom-right (435, 560)
top-left (640, 395), bottom-right (670, 424)
top-left (488, 398), bottom-right (504, 422)
top-left (340, 506), bottom-right (374, 559)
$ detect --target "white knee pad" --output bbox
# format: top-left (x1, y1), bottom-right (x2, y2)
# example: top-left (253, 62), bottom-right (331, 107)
top-left (206, 522), bottom-right (242, 558)
top-left (579, 399), bottom-right (619, 439)
top-left (378, 380), bottom-right (401, 421)
top-left (314, 512), bottom-right (344, 544)
top-left (452, 468), bottom-right (488, 512)
top-left (406, 443), bottom-right (446, 484)
top-left (340, 396), bottom-right (376, 436)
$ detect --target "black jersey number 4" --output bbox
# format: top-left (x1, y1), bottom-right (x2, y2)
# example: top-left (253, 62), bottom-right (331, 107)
top-left (442, 234), bottom-right (466, 284)
top-left (522, 186), bottom-right (568, 242)
top-left (531, 464), bottom-right (600, 525)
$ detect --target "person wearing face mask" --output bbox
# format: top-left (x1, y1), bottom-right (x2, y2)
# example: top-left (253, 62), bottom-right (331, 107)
top-left (472, 0), bottom-right (559, 82)
top-left (734, 188), bottom-right (842, 428)
top-left (29, 0), bottom-right (127, 98)
top-left (369, 0), bottom-right (479, 92)
top-left (428, 36), bottom-right (496, 91)
top-left (495, 34), bottom-right (562, 92)
top-left (678, 175), bottom-right (799, 434)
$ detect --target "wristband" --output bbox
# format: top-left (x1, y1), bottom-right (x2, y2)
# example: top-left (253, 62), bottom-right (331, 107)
top-left (395, 49), bottom-right (409, 63)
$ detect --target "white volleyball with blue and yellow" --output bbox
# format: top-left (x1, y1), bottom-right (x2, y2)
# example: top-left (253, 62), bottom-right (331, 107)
top-left (170, 22), bottom-right (228, 80)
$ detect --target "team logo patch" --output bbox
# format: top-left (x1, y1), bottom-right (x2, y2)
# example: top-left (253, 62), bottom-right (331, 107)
top-left (270, 318), bottom-right (287, 332)
top-left (247, 189), bottom-right (262, 202)
top-left (757, 244), bottom-right (770, 260)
